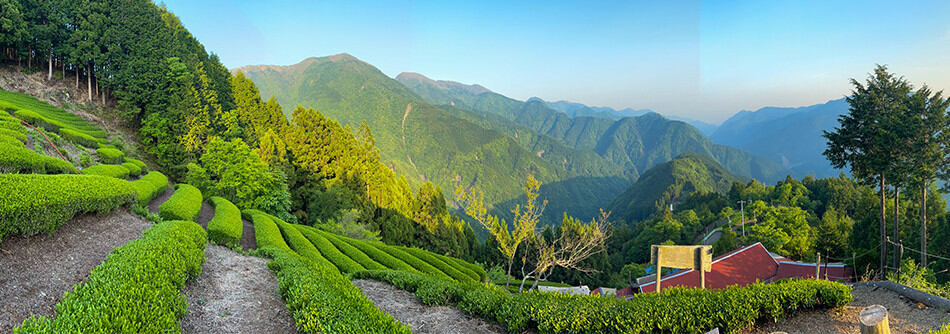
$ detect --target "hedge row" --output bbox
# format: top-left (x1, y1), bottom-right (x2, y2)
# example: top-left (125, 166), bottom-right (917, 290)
top-left (0, 90), bottom-right (107, 137)
top-left (81, 164), bottom-right (130, 179)
top-left (353, 270), bottom-right (853, 333)
top-left (0, 118), bottom-right (26, 134)
top-left (15, 221), bottom-right (207, 333)
top-left (158, 184), bottom-right (202, 221)
top-left (296, 225), bottom-right (365, 273)
top-left (0, 127), bottom-right (27, 143)
top-left (130, 171), bottom-right (168, 206)
top-left (15, 109), bottom-right (66, 132)
top-left (0, 144), bottom-right (77, 174)
top-left (0, 134), bottom-right (24, 147)
top-left (397, 246), bottom-right (473, 283)
top-left (244, 210), bottom-right (290, 251)
top-left (270, 215), bottom-right (339, 274)
top-left (124, 157), bottom-right (147, 171)
top-left (436, 253), bottom-right (487, 282)
top-left (207, 196), bottom-right (242, 248)
top-left (261, 249), bottom-right (410, 334)
top-left (338, 235), bottom-right (418, 273)
top-left (59, 128), bottom-right (99, 148)
top-left (120, 162), bottom-right (141, 177)
top-left (315, 229), bottom-right (387, 271)
top-left (372, 242), bottom-right (452, 280)
top-left (0, 174), bottom-right (135, 242)
top-left (97, 147), bottom-right (125, 164)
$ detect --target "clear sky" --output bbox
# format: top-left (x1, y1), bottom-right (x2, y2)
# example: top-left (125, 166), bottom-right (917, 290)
top-left (159, 0), bottom-right (950, 123)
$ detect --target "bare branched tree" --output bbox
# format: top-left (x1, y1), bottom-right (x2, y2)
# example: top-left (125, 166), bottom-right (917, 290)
top-left (519, 209), bottom-right (612, 293)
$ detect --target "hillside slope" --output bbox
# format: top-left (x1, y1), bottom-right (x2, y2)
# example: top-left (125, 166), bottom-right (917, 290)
top-left (608, 152), bottom-right (742, 223)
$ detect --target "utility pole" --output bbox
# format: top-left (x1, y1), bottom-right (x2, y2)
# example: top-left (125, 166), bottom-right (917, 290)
top-left (737, 200), bottom-right (747, 236)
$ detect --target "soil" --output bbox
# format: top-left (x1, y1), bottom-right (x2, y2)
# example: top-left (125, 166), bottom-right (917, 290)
top-left (352, 279), bottom-right (507, 334)
top-left (240, 218), bottom-right (257, 251)
top-left (196, 200), bottom-right (214, 229)
top-left (751, 285), bottom-right (950, 334)
top-left (0, 208), bottom-right (152, 332)
top-left (180, 245), bottom-right (298, 334)
top-left (148, 185), bottom-right (173, 214)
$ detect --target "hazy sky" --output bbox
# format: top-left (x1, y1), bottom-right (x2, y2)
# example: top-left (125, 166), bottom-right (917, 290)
top-left (160, 0), bottom-right (950, 123)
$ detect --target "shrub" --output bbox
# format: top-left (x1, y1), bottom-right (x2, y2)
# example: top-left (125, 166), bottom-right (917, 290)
top-left (397, 246), bottom-right (473, 282)
top-left (130, 171), bottom-right (168, 206)
top-left (15, 109), bottom-right (64, 132)
top-left (124, 157), bottom-right (147, 171)
top-left (158, 184), bottom-right (203, 221)
top-left (0, 174), bottom-right (136, 242)
top-left (262, 248), bottom-right (410, 334)
top-left (436, 253), bottom-right (487, 282)
top-left (0, 134), bottom-right (24, 147)
top-left (0, 128), bottom-right (26, 143)
top-left (0, 118), bottom-right (26, 134)
top-left (81, 164), bottom-right (131, 179)
top-left (338, 235), bottom-right (418, 273)
top-left (297, 225), bottom-right (365, 273)
top-left (0, 144), bottom-right (77, 174)
top-left (316, 229), bottom-right (387, 271)
top-left (372, 242), bottom-right (452, 280)
top-left (121, 162), bottom-right (141, 177)
top-left (207, 196), bottom-right (242, 247)
top-left (353, 270), bottom-right (853, 333)
top-left (59, 128), bottom-right (99, 148)
top-left (245, 209), bottom-right (291, 251)
top-left (96, 147), bottom-right (125, 164)
top-left (15, 221), bottom-right (207, 333)
top-left (269, 215), bottom-right (339, 274)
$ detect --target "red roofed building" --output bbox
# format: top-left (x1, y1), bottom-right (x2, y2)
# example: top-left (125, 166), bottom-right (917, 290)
top-left (637, 242), bottom-right (852, 294)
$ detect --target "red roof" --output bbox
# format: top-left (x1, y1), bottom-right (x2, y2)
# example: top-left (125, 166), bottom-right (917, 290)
top-left (638, 243), bottom-right (853, 293)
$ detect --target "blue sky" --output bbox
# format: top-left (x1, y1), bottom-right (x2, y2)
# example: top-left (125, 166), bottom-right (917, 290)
top-left (159, 0), bottom-right (950, 123)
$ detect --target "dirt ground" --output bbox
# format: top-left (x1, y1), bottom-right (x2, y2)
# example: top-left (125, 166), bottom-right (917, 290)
top-left (0, 208), bottom-right (152, 332)
top-left (352, 279), bottom-right (507, 334)
top-left (751, 285), bottom-right (950, 334)
top-left (196, 200), bottom-right (214, 229)
top-left (240, 218), bottom-right (256, 251)
top-left (180, 245), bottom-right (298, 334)
top-left (148, 185), bottom-right (173, 214)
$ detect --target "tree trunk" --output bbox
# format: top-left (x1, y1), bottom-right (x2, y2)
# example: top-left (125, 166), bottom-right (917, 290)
top-left (87, 65), bottom-right (92, 102)
top-left (75, 66), bottom-right (79, 89)
top-left (921, 185), bottom-right (927, 268)
top-left (47, 54), bottom-right (52, 81)
top-left (893, 186), bottom-right (899, 272)
top-left (505, 260), bottom-right (513, 290)
top-left (879, 175), bottom-right (886, 279)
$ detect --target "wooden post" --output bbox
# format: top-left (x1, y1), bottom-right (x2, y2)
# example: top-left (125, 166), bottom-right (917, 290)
top-left (815, 252), bottom-right (821, 279)
top-left (859, 305), bottom-right (890, 334)
top-left (656, 263), bottom-right (662, 292)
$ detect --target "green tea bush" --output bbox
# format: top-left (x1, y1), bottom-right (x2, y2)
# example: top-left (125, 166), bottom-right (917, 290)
top-left (0, 128), bottom-right (27, 143)
top-left (120, 162), bottom-right (141, 177)
top-left (372, 242), bottom-right (452, 280)
top-left (130, 171), bottom-right (168, 206)
top-left (15, 220), bottom-right (207, 333)
top-left (433, 253), bottom-right (483, 282)
top-left (0, 134), bottom-right (24, 147)
top-left (339, 235), bottom-right (418, 273)
top-left (96, 147), bottom-right (125, 164)
top-left (59, 128), bottom-right (99, 148)
top-left (207, 196), bottom-right (242, 248)
top-left (262, 248), bottom-right (410, 334)
top-left (245, 210), bottom-right (291, 251)
top-left (81, 164), bottom-right (131, 179)
top-left (158, 184), bottom-right (203, 221)
top-left (270, 215), bottom-right (339, 274)
top-left (397, 246), bottom-right (473, 282)
top-left (0, 118), bottom-right (26, 134)
top-left (124, 157), bottom-right (147, 171)
top-left (297, 225), bottom-right (365, 273)
top-left (316, 229), bottom-right (387, 271)
top-left (353, 270), bottom-right (853, 333)
top-left (0, 89), bottom-right (107, 138)
top-left (0, 174), bottom-right (136, 242)
top-left (0, 144), bottom-right (77, 174)
top-left (15, 109), bottom-right (64, 132)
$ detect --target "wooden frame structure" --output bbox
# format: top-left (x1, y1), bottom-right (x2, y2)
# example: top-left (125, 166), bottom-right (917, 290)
top-left (650, 245), bottom-right (712, 292)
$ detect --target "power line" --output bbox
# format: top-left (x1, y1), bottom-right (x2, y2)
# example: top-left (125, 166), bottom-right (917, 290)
top-left (825, 244), bottom-right (879, 262)
top-left (885, 237), bottom-right (950, 262)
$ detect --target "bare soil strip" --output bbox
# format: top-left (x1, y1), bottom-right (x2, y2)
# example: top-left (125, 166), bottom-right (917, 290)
top-left (148, 185), bottom-right (173, 214)
top-left (0, 209), bottom-right (152, 333)
top-left (180, 245), bottom-right (297, 334)
top-left (240, 218), bottom-right (256, 251)
top-left (196, 200), bottom-right (214, 229)
top-left (352, 279), bottom-right (506, 334)
top-left (751, 284), bottom-right (950, 334)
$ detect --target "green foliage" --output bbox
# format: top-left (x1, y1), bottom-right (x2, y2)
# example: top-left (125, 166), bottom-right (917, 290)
top-left (0, 134), bottom-right (25, 147)
top-left (245, 209), bottom-right (291, 251)
top-left (207, 196), bottom-right (242, 248)
top-left (158, 184), bottom-right (203, 221)
top-left (59, 128), bottom-right (99, 148)
top-left (397, 245), bottom-right (473, 282)
top-left (0, 89), bottom-right (106, 139)
top-left (436, 252), bottom-right (488, 282)
top-left (887, 258), bottom-right (950, 299)
top-left (372, 241), bottom-right (453, 280)
top-left (0, 128), bottom-right (27, 143)
top-left (262, 249), bottom-right (410, 334)
top-left (0, 118), bottom-right (26, 134)
top-left (0, 143), bottom-right (77, 174)
top-left (0, 174), bottom-right (136, 243)
top-left (130, 171), bottom-right (168, 206)
top-left (337, 234), bottom-right (418, 273)
top-left (81, 164), bottom-right (131, 179)
top-left (120, 162), bottom-right (141, 177)
top-left (296, 225), bottom-right (365, 274)
top-left (96, 147), bottom-right (125, 164)
top-left (123, 157), bottom-right (147, 171)
top-left (15, 221), bottom-right (207, 333)
top-left (314, 229), bottom-right (387, 271)
top-left (355, 270), bottom-right (852, 334)
top-left (270, 213), bottom-right (339, 274)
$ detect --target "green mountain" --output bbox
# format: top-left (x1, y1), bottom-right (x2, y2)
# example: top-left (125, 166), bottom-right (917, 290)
top-left (235, 55), bottom-right (628, 223)
top-left (395, 72), bottom-right (787, 183)
top-left (608, 153), bottom-right (743, 223)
